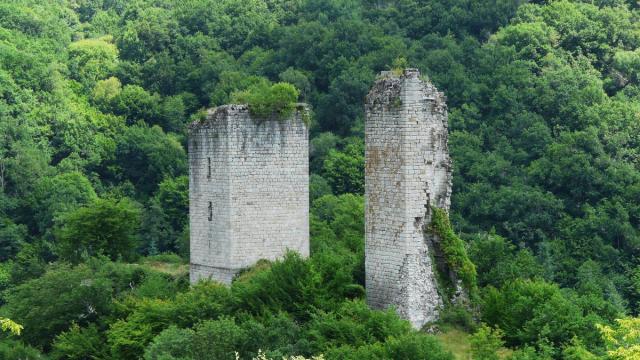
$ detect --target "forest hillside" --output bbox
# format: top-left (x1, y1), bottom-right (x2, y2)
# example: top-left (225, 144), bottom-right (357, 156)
top-left (1, 0), bottom-right (640, 359)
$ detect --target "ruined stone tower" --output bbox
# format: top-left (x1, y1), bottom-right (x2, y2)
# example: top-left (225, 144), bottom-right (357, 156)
top-left (365, 69), bottom-right (453, 328)
top-left (188, 105), bottom-right (309, 284)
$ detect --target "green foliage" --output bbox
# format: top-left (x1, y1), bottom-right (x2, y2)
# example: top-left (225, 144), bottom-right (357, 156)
top-left (110, 85), bottom-right (161, 124)
top-left (322, 137), bottom-right (364, 195)
top-left (429, 207), bottom-right (477, 293)
top-left (143, 325), bottom-right (194, 360)
top-left (92, 76), bottom-right (122, 106)
top-left (0, 340), bottom-right (46, 360)
top-left (468, 234), bottom-right (544, 288)
top-left (231, 252), bottom-right (328, 321)
top-left (321, 333), bottom-right (454, 360)
top-left (305, 300), bottom-right (411, 353)
top-left (309, 174), bottom-right (332, 202)
top-left (481, 279), bottom-right (611, 352)
top-left (437, 304), bottom-right (476, 332)
top-left (4, 258), bottom-right (151, 348)
top-left (279, 68), bottom-right (311, 100)
top-left (68, 36), bottom-right (119, 88)
top-left (0, 317), bottom-right (23, 335)
top-left (470, 324), bottom-right (505, 360)
top-left (31, 171), bottom-right (97, 235)
top-left (3, 0), bottom-right (640, 358)
top-left (189, 317), bottom-right (246, 360)
top-left (0, 218), bottom-right (26, 261)
top-left (310, 132), bottom-right (340, 173)
top-left (51, 323), bottom-right (110, 360)
top-left (231, 82), bottom-right (299, 119)
top-left (55, 197), bottom-right (141, 263)
top-left (106, 281), bottom-right (231, 359)
top-left (561, 338), bottom-right (598, 360)
top-left (598, 318), bottom-right (640, 360)
top-left (140, 176), bottom-right (189, 255)
top-left (113, 124), bottom-right (187, 195)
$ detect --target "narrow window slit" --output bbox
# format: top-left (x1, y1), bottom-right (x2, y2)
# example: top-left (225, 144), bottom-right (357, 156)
top-left (208, 201), bottom-right (212, 221)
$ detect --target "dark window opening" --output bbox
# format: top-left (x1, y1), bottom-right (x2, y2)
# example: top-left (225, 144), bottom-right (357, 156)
top-left (208, 201), bottom-right (212, 221)
top-left (207, 157), bottom-right (211, 179)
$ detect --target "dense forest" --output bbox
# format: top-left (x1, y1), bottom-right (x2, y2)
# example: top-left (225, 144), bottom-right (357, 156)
top-left (1, 0), bottom-right (640, 358)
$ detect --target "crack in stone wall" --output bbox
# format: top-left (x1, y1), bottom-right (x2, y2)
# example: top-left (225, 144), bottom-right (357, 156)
top-left (188, 104), bottom-right (309, 284)
top-left (365, 69), bottom-right (452, 328)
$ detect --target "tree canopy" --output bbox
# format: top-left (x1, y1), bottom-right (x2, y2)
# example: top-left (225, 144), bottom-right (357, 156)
top-left (2, 0), bottom-right (640, 358)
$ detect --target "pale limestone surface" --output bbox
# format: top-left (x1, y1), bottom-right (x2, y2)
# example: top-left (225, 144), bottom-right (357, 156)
top-left (188, 105), bottom-right (309, 284)
top-left (365, 69), bottom-right (452, 328)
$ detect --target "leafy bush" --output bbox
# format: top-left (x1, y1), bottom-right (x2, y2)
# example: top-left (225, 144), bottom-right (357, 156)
top-left (469, 325), bottom-right (504, 360)
top-left (189, 317), bottom-right (246, 360)
top-left (481, 279), bottom-right (603, 351)
top-left (598, 318), bottom-right (640, 360)
top-left (231, 252), bottom-right (329, 321)
top-left (4, 259), bottom-right (147, 348)
top-left (437, 304), bottom-right (476, 332)
top-left (231, 82), bottom-right (299, 119)
top-left (51, 323), bottom-right (110, 360)
top-left (0, 340), bottom-right (46, 360)
top-left (468, 234), bottom-right (543, 288)
top-left (304, 300), bottom-right (411, 353)
top-left (106, 281), bottom-right (231, 359)
top-left (322, 138), bottom-right (364, 195)
top-left (144, 325), bottom-right (194, 360)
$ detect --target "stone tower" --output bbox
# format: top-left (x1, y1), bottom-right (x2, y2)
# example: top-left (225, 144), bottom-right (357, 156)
top-left (364, 69), bottom-right (452, 328)
top-left (188, 104), bottom-right (309, 284)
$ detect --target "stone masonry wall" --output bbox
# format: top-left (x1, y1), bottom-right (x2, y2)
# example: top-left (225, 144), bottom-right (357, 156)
top-left (188, 105), bottom-right (309, 284)
top-left (365, 69), bottom-right (452, 328)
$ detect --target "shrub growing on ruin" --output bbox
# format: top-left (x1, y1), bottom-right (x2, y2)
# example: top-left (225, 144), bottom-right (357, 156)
top-left (231, 82), bottom-right (299, 120)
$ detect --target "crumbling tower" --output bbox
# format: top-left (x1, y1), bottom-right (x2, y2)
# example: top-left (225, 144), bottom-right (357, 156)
top-left (188, 105), bottom-right (309, 284)
top-left (365, 69), bottom-right (452, 328)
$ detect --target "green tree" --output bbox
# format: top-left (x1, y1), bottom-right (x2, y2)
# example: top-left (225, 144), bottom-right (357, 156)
top-left (110, 85), bottom-right (161, 124)
top-left (470, 325), bottom-right (504, 360)
top-left (598, 318), bottom-right (640, 360)
top-left (51, 323), bottom-right (110, 360)
top-left (0, 218), bottom-right (27, 261)
top-left (114, 124), bottom-right (187, 195)
top-left (55, 198), bottom-right (141, 263)
top-left (143, 325), bottom-right (194, 360)
top-left (322, 138), bottom-right (364, 195)
top-left (31, 171), bottom-right (97, 235)
top-left (189, 317), bottom-right (246, 360)
top-left (68, 36), bottom-right (119, 88)
top-left (4, 259), bottom-right (145, 348)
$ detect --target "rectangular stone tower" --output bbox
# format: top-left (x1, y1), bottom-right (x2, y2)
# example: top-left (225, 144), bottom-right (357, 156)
top-left (365, 69), bottom-right (452, 329)
top-left (188, 104), bottom-right (309, 284)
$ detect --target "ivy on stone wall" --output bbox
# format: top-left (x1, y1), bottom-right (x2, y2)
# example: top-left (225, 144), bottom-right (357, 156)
top-left (430, 207), bottom-right (477, 293)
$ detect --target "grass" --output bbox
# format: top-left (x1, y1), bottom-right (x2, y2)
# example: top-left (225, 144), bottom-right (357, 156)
top-left (139, 254), bottom-right (188, 276)
top-left (436, 328), bottom-right (513, 360)
top-left (437, 328), bottom-right (472, 360)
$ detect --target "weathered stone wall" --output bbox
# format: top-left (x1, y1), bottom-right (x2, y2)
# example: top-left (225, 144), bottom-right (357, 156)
top-left (365, 69), bottom-right (452, 328)
top-left (188, 105), bottom-right (309, 284)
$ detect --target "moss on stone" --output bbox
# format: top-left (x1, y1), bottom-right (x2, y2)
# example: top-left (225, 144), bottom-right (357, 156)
top-left (429, 207), bottom-right (477, 293)
top-left (391, 96), bottom-right (402, 109)
top-left (299, 105), bottom-right (312, 127)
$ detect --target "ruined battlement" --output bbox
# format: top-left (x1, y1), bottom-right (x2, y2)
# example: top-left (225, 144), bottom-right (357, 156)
top-left (365, 69), bottom-right (452, 328)
top-left (188, 104), bottom-right (309, 284)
